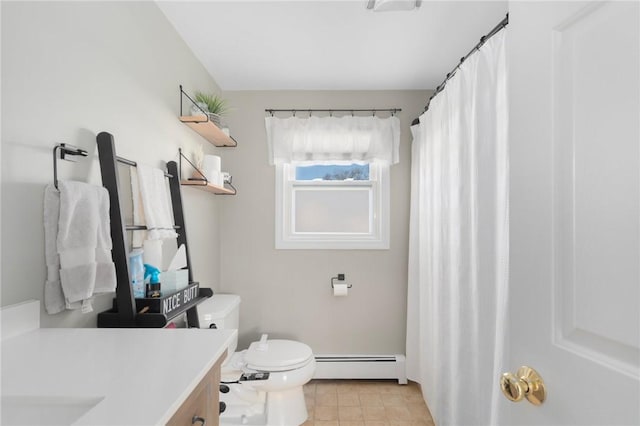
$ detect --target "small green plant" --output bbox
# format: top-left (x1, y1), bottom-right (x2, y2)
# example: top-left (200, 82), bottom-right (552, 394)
top-left (194, 92), bottom-right (230, 115)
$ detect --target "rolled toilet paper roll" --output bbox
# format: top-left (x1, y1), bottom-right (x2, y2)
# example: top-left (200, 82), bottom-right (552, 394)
top-left (333, 283), bottom-right (349, 297)
top-left (210, 171), bottom-right (224, 187)
top-left (202, 155), bottom-right (221, 174)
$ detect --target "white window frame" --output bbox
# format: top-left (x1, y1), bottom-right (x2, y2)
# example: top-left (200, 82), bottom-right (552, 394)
top-left (275, 162), bottom-right (390, 250)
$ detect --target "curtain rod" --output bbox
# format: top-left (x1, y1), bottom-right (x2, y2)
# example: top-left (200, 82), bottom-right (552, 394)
top-left (266, 108), bottom-right (401, 117)
top-left (411, 13), bottom-right (509, 126)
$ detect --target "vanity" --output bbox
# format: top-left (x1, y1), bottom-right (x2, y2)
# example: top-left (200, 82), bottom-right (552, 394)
top-left (1, 300), bottom-right (235, 425)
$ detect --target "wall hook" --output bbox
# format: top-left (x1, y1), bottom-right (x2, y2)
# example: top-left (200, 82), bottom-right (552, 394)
top-left (53, 143), bottom-right (88, 189)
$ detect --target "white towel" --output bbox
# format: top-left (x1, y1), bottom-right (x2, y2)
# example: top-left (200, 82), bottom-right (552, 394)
top-left (134, 164), bottom-right (178, 241)
top-left (43, 181), bottom-right (117, 314)
top-left (44, 185), bottom-right (70, 314)
top-left (130, 168), bottom-right (146, 248)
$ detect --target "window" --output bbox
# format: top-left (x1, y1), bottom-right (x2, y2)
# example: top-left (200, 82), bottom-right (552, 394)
top-left (266, 114), bottom-right (399, 249)
top-left (295, 164), bottom-right (370, 181)
top-left (275, 162), bottom-right (390, 249)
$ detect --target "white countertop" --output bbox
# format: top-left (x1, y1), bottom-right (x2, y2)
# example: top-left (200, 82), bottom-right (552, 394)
top-left (1, 326), bottom-right (236, 425)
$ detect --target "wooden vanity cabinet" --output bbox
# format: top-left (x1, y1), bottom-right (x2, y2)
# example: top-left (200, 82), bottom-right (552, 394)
top-left (167, 350), bottom-right (226, 426)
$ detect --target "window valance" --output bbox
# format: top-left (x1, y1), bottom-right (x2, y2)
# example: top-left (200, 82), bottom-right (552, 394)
top-left (265, 115), bottom-right (400, 165)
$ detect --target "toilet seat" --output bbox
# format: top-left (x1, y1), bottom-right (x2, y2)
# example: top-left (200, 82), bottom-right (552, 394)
top-left (245, 339), bottom-right (314, 372)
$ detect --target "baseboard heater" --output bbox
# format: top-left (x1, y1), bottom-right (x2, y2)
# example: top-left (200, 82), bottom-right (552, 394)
top-left (313, 354), bottom-right (407, 384)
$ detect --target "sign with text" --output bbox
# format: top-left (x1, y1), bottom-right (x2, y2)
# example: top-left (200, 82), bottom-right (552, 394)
top-left (134, 282), bottom-right (201, 317)
top-left (161, 283), bottom-right (200, 315)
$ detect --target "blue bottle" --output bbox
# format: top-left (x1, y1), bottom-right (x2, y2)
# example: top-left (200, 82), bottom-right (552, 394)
top-left (129, 249), bottom-right (145, 298)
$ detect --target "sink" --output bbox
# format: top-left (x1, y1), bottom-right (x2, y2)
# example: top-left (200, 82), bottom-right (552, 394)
top-left (1, 395), bottom-right (104, 425)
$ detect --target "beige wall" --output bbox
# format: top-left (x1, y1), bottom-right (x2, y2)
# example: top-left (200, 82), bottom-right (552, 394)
top-left (1, 1), bottom-right (224, 327)
top-left (220, 90), bottom-right (430, 354)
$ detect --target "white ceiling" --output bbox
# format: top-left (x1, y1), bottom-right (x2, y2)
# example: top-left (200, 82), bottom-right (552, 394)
top-left (157, 1), bottom-right (508, 91)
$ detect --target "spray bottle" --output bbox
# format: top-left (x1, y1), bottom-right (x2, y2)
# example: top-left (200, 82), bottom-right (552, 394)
top-left (144, 264), bottom-right (162, 298)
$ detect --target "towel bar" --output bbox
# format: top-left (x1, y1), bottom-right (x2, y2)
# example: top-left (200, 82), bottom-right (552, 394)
top-left (52, 144), bottom-right (173, 190)
top-left (52, 143), bottom-right (88, 189)
top-left (116, 155), bottom-right (172, 179)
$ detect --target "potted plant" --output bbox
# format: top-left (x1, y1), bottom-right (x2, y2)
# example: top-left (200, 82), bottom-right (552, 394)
top-left (193, 92), bottom-right (230, 126)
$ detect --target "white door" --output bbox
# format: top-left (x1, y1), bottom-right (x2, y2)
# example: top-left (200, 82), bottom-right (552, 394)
top-left (505, 1), bottom-right (640, 425)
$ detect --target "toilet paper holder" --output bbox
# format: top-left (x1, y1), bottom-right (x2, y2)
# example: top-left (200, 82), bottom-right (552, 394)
top-left (331, 275), bottom-right (353, 289)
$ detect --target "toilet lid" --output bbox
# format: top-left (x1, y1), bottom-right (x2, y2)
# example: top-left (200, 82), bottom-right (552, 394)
top-left (245, 339), bottom-right (314, 372)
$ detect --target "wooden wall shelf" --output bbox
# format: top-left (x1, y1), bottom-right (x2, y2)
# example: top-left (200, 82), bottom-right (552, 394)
top-left (179, 116), bottom-right (237, 148)
top-left (180, 179), bottom-right (236, 195)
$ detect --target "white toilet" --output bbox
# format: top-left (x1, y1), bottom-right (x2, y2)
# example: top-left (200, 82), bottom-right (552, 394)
top-left (198, 294), bottom-right (316, 426)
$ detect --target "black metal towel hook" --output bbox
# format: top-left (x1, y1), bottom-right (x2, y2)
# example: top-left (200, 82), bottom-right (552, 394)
top-left (53, 143), bottom-right (88, 189)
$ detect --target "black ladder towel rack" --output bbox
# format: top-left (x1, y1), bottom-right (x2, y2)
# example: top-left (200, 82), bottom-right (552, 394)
top-left (95, 131), bottom-right (212, 328)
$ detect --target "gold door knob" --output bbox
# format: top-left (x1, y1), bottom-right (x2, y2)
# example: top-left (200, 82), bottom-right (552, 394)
top-left (500, 366), bottom-right (546, 406)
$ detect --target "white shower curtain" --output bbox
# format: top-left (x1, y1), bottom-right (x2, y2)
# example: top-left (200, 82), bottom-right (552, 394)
top-left (406, 30), bottom-right (509, 426)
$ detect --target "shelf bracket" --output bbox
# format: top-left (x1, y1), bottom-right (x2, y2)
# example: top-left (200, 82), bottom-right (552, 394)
top-left (180, 85), bottom-right (209, 123)
top-left (179, 148), bottom-right (208, 185)
top-left (178, 149), bottom-right (237, 195)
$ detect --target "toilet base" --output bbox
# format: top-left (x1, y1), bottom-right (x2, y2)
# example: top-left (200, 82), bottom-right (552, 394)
top-left (265, 386), bottom-right (308, 426)
top-left (220, 411), bottom-right (267, 426)
top-left (220, 384), bottom-right (309, 426)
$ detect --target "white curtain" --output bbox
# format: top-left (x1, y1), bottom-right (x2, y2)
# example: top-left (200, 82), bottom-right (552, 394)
top-left (264, 115), bottom-right (400, 165)
top-left (406, 30), bottom-right (509, 426)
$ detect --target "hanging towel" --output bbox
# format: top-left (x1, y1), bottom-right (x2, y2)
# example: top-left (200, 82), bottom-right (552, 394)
top-left (133, 164), bottom-right (178, 241)
top-left (58, 181), bottom-right (116, 313)
top-left (43, 185), bottom-right (72, 314)
top-left (43, 181), bottom-right (117, 314)
top-left (130, 168), bottom-right (147, 247)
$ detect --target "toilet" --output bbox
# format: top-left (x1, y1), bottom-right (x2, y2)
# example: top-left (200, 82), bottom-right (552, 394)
top-left (198, 294), bottom-right (316, 426)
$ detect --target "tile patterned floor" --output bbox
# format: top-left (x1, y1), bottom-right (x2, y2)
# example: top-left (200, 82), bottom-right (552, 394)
top-left (302, 380), bottom-right (435, 426)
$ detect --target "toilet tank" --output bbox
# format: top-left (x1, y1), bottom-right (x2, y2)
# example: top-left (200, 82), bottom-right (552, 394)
top-left (197, 294), bottom-right (241, 355)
